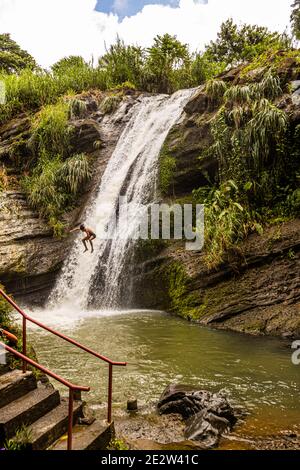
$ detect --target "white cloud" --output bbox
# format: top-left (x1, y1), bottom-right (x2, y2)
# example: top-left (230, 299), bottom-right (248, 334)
top-left (113, 0), bottom-right (129, 15)
top-left (0, 0), bottom-right (292, 68)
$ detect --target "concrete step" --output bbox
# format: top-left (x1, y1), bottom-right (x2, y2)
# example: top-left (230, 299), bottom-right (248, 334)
top-left (0, 384), bottom-right (60, 443)
top-left (27, 398), bottom-right (84, 450)
top-left (0, 365), bottom-right (11, 377)
top-left (50, 419), bottom-right (114, 450)
top-left (0, 370), bottom-right (37, 409)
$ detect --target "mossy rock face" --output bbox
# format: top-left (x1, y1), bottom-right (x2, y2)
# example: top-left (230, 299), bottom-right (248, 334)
top-left (132, 217), bottom-right (300, 338)
top-left (0, 190), bottom-right (71, 300)
top-left (158, 94), bottom-right (219, 199)
top-left (159, 146), bottom-right (177, 196)
top-left (71, 119), bottom-right (102, 154)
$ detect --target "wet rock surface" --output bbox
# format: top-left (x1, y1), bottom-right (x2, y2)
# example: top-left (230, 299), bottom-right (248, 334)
top-left (0, 190), bottom-right (70, 302)
top-left (158, 384), bottom-right (236, 421)
top-left (185, 410), bottom-right (231, 447)
top-left (157, 384), bottom-right (237, 448)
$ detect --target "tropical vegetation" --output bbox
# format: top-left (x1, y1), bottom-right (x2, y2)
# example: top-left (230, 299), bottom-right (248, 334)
top-left (193, 69), bottom-right (300, 268)
top-left (0, 4), bottom-right (299, 258)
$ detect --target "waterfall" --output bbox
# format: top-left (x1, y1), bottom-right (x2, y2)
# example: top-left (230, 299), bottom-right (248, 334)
top-left (50, 89), bottom-right (194, 311)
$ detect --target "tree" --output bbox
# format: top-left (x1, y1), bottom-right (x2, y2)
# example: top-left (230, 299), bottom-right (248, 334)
top-left (98, 37), bottom-right (145, 88)
top-left (0, 33), bottom-right (37, 73)
top-left (145, 34), bottom-right (191, 93)
top-left (51, 56), bottom-right (89, 75)
top-left (291, 0), bottom-right (300, 39)
top-left (205, 19), bottom-right (290, 67)
top-left (190, 53), bottom-right (226, 85)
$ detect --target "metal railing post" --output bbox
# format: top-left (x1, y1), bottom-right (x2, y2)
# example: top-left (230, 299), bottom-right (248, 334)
top-left (107, 364), bottom-right (113, 423)
top-left (22, 316), bottom-right (27, 373)
top-left (68, 388), bottom-right (74, 451)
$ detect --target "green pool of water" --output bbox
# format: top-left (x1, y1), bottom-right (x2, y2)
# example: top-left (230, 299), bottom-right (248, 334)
top-left (27, 309), bottom-right (300, 434)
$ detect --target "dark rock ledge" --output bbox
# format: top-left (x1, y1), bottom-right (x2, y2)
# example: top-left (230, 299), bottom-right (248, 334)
top-left (157, 384), bottom-right (237, 449)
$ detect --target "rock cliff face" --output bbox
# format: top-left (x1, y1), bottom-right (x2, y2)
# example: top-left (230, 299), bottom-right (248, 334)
top-left (0, 91), bottom-right (141, 303)
top-left (0, 190), bottom-right (69, 301)
top-left (132, 220), bottom-right (300, 337)
top-left (131, 57), bottom-right (300, 338)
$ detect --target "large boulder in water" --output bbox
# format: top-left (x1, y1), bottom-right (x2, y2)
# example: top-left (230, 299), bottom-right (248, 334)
top-left (157, 384), bottom-right (236, 422)
top-left (157, 384), bottom-right (236, 447)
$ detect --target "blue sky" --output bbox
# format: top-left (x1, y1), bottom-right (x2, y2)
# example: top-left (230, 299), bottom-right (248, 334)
top-left (95, 0), bottom-right (208, 20)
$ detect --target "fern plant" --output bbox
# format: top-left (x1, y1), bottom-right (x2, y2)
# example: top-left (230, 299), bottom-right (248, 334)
top-left (258, 71), bottom-right (282, 100)
top-left (196, 71), bottom-right (291, 267)
top-left (205, 79), bottom-right (227, 101)
top-left (23, 153), bottom-right (92, 236)
top-left (68, 98), bottom-right (88, 119)
top-left (209, 72), bottom-right (287, 182)
top-left (224, 85), bottom-right (252, 106)
top-left (58, 153), bottom-right (92, 194)
top-left (193, 181), bottom-right (255, 268)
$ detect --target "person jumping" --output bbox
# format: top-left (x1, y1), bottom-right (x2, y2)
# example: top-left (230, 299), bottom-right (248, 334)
top-left (70, 224), bottom-right (96, 253)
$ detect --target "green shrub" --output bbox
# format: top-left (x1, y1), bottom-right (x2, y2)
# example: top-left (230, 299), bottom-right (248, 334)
top-left (4, 425), bottom-right (32, 450)
top-left (0, 65), bottom-right (108, 125)
top-left (114, 81), bottom-right (136, 91)
top-left (100, 93), bottom-right (123, 114)
top-left (68, 97), bottom-right (88, 119)
top-left (0, 283), bottom-right (12, 329)
top-left (194, 71), bottom-right (296, 267)
top-left (23, 153), bottom-right (92, 235)
top-left (208, 73), bottom-right (287, 186)
top-left (23, 157), bottom-right (66, 218)
top-left (193, 181), bottom-right (258, 268)
top-left (29, 101), bottom-right (73, 159)
top-left (58, 153), bottom-right (92, 194)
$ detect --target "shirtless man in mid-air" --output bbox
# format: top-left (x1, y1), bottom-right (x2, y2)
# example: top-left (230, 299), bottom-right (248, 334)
top-left (70, 224), bottom-right (96, 253)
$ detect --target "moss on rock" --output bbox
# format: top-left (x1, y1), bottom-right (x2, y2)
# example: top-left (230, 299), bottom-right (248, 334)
top-left (159, 146), bottom-right (177, 196)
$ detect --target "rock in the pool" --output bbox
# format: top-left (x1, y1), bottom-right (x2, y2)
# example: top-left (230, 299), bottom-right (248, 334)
top-left (157, 384), bottom-right (237, 448)
top-left (157, 384), bottom-right (236, 423)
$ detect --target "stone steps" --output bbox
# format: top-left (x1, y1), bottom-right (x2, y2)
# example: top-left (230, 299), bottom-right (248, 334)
top-left (0, 367), bottom-right (113, 450)
top-left (28, 398), bottom-right (84, 450)
top-left (0, 364), bottom-right (11, 377)
top-left (50, 419), bottom-right (114, 451)
top-left (0, 384), bottom-right (60, 442)
top-left (0, 370), bottom-right (36, 408)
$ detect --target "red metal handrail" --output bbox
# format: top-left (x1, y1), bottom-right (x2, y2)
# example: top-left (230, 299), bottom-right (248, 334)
top-left (0, 341), bottom-right (90, 450)
top-left (0, 288), bottom-right (126, 423)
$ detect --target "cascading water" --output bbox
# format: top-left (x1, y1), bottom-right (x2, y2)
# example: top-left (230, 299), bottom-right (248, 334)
top-left (50, 89), bottom-right (194, 311)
